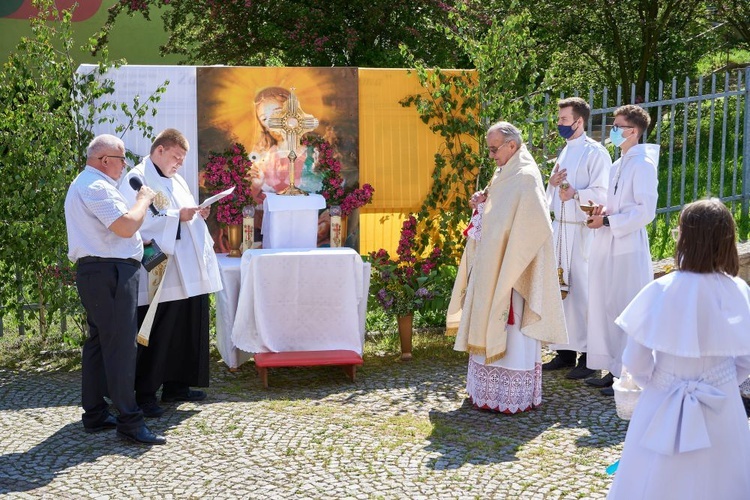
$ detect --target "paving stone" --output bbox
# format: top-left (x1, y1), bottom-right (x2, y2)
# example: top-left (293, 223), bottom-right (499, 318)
top-left (1, 345), bottom-right (738, 499)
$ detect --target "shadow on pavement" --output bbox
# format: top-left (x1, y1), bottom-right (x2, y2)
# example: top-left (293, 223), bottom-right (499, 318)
top-left (0, 410), bottom-right (197, 495)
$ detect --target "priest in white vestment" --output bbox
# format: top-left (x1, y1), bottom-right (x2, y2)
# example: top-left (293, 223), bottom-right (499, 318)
top-left (586, 105), bottom-right (658, 394)
top-left (447, 121), bottom-right (567, 413)
top-left (608, 199), bottom-right (750, 499)
top-left (544, 97), bottom-right (611, 380)
top-left (120, 129), bottom-right (222, 417)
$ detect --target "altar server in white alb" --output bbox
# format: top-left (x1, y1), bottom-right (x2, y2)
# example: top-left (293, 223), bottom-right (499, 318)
top-left (607, 199), bottom-right (750, 499)
top-left (543, 97), bottom-right (611, 380)
top-left (585, 105), bottom-right (659, 395)
top-left (120, 128), bottom-right (222, 418)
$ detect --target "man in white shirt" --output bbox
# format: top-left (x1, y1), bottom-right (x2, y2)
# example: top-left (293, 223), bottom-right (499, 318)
top-left (120, 129), bottom-right (222, 418)
top-left (65, 134), bottom-right (165, 445)
top-left (543, 98), bottom-right (611, 380)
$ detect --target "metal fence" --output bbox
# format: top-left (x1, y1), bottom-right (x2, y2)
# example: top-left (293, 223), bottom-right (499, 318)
top-left (530, 67), bottom-right (750, 238)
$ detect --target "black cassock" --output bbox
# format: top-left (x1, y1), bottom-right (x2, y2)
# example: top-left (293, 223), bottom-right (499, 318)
top-left (135, 294), bottom-right (210, 403)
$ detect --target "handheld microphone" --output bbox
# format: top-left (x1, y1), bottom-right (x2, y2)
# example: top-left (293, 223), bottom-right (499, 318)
top-left (128, 177), bottom-right (160, 216)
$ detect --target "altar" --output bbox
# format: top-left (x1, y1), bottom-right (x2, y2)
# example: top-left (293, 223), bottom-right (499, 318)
top-left (215, 249), bottom-right (371, 370)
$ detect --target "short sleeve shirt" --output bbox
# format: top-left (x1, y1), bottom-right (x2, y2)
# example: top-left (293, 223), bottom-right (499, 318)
top-left (65, 166), bottom-right (143, 262)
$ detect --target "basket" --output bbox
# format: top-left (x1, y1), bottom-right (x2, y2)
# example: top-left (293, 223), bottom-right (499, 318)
top-left (613, 375), bottom-right (642, 421)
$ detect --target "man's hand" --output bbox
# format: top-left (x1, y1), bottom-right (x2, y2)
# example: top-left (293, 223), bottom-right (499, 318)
top-left (559, 185), bottom-right (576, 202)
top-left (549, 163), bottom-right (567, 188)
top-left (179, 207), bottom-right (202, 222)
top-left (198, 206), bottom-right (211, 220)
top-left (586, 201), bottom-right (607, 229)
top-left (469, 190), bottom-right (487, 210)
top-left (136, 185), bottom-right (156, 203)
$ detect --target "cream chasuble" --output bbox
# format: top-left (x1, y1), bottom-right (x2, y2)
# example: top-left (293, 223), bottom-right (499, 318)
top-left (449, 145), bottom-right (567, 364)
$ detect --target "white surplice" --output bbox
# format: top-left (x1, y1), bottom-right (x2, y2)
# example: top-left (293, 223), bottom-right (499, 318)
top-left (587, 144), bottom-right (659, 375)
top-left (546, 134), bottom-right (611, 352)
top-left (120, 157), bottom-right (222, 306)
top-left (607, 271), bottom-right (750, 499)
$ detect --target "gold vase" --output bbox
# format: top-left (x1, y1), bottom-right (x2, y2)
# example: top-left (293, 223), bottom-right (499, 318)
top-left (397, 314), bottom-right (414, 361)
top-left (227, 224), bottom-right (243, 257)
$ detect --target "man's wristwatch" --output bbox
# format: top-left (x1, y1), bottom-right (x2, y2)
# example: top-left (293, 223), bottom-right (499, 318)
top-left (602, 215), bottom-right (610, 227)
top-left (573, 191), bottom-right (580, 202)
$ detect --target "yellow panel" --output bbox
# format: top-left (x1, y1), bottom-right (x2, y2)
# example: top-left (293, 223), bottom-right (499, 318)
top-left (357, 68), bottom-right (478, 256)
top-left (358, 69), bottom-right (443, 212)
top-left (358, 209), bottom-right (408, 257)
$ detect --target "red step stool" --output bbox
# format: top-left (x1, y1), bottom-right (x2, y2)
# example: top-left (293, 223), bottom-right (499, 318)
top-left (253, 350), bottom-right (363, 388)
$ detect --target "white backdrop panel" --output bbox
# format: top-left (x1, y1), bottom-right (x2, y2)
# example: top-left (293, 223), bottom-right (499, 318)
top-left (78, 64), bottom-right (199, 198)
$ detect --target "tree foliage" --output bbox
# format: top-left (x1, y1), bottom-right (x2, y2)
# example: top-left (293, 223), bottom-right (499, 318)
top-left (0, 0), bottom-right (165, 339)
top-left (95, 0), bottom-right (468, 68)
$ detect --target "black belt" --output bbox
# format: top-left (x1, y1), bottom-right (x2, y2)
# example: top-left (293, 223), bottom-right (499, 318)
top-left (77, 256), bottom-right (140, 268)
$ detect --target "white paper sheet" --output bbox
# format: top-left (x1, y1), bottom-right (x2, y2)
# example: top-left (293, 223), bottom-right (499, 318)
top-left (199, 186), bottom-right (235, 208)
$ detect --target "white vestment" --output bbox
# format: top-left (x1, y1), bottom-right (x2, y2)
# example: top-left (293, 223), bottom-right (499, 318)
top-left (546, 134), bottom-right (611, 352)
top-left (120, 157), bottom-right (223, 306)
top-left (587, 144), bottom-right (659, 375)
top-left (608, 272), bottom-right (750, 499)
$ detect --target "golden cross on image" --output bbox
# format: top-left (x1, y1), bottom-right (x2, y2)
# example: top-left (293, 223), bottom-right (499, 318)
top-left (266, 88), bottom-right (319, 196)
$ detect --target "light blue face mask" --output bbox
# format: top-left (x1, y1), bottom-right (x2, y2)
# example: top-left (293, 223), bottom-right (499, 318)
top-left (609, 127), bottom-right (627, 147)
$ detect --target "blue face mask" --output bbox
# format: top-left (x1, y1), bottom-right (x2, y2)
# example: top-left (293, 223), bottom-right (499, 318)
top-left (609, 127), bottom-right (627, 147)
top-left (557, 121), bottom-right (579, 140)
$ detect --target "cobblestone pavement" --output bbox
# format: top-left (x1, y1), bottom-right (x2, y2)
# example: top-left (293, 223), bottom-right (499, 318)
top-left (1, 347), bottom-right (632, 499)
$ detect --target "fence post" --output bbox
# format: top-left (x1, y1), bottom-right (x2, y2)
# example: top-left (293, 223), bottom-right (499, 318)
top-left (743, 67), bottom-right (750, 240)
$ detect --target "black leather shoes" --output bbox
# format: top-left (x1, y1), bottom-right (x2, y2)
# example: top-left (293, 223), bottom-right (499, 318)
top-left (84, 414), bottom-right (117, 433)
top-left (140, 402), bottom-right (165, 418)
top-left (600, 387), bottom-right (615, 396)
top-left (566, 365), bottom-right (597, 380)
top-left (162, 389), bottom-right (206, 403)
top-left (586, 372), bottom-right (615, 388)
top-left (542, 356), bottom-right (576, 371)
top-left (117, 425), bottom-right (166, 445)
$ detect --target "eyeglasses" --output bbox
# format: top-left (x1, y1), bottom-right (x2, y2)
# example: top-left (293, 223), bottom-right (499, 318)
top-left (99, 155), bottom-right (127, 162)
top-left (488, 142), bottom-right (509, 155)
top-left (671, 227), bottom-right (680, 242)
top-left (612, 125), bottom-right (635, 132)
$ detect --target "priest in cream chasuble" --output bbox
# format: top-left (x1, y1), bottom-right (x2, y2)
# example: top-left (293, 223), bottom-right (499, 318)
top-left (447, 121), bottom-right (567, 413)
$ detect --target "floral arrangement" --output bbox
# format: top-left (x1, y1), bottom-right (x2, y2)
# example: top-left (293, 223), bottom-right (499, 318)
top-left (302, 136), bottom-right (374, 216)
top-left (203, 143), bottom-right (255, 225)
top-left (369, 215), bottom-right (442, 317)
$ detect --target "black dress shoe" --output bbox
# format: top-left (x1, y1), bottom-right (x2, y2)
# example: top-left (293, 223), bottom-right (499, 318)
top-left (140, 402), bottom-right (165, 418)
top-left (542, 355), bottom-right (576, 371)
top-left (585, 372), bottom-right (615, 388)
top-left (600, 386), bottom-right (615, 396)
top-left (162, 389), bottom-right (206, 403)
top-left (117, 425), bottom-right (166, 445)
top-left (566, 365), bottom-right (597, 380)
top-left (84, 414), bottom-right (117, 433)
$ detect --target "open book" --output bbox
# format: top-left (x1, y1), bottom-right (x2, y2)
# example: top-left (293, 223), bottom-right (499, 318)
top-left (199, 186), bottom-right (235, 209)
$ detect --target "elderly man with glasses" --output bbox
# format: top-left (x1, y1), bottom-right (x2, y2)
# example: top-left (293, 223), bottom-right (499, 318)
top-left (65, 134), bottom-right (166, 444)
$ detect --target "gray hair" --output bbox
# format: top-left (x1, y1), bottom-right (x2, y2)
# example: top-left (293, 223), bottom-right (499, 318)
top-left (487, 121), bottom-right (522, 148)
top-left (86, 134), bottom-right (124, 158)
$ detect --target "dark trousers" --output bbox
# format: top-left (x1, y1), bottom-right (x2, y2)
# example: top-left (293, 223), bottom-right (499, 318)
top-left (76, 261), bottom-right (143, 432)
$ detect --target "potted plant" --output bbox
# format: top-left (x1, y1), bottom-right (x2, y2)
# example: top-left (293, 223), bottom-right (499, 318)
top-left (368, 215), bottom-right (442, 360)
top-left (302, 136), bottom-right (374, 246)
top-left (203, 143), bottom-right (255, 256)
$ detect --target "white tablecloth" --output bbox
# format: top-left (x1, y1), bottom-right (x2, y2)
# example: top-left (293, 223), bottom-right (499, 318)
top-left (261, 193), bottom-right (326, 249)
top-left (215, 249), bottom-right (370, 369)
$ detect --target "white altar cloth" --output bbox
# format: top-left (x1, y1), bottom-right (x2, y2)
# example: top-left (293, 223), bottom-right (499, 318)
top-left (215, 249), bottom-right (370, 368)
top-left (261, 193), bottom-right (326, 249)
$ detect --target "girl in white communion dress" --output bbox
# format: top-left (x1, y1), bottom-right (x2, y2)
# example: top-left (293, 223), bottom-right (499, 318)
top-left (607, 198), bottom-right (750, 499)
